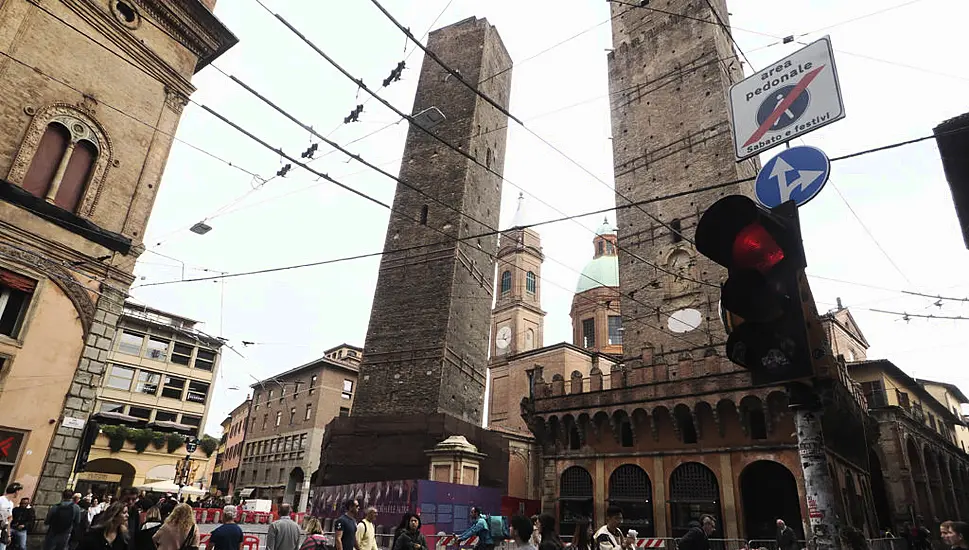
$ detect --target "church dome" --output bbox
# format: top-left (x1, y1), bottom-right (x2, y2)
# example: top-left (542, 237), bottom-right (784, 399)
top-left (595, 217), bottom-right (617, 236)
top-left (575, 255), bottom-right (619, 293)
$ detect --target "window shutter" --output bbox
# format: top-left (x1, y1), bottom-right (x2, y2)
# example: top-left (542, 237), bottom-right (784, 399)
top-left (55, 140), bottom-right (96, 211)
top-left (0, 269), bottom-right (36, 293)
top-left (23, 123), bottom-right (70, 198)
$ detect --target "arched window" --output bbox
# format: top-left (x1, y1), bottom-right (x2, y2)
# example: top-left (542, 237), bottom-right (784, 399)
top-left (500, 271), bottom-right (512, 295)
top-left (11, 105), bottom-right (112, 215)
top-left (526, 271), bottom-right (536, 294)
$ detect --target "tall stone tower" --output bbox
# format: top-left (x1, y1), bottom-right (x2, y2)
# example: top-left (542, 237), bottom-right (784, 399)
top-left (608, 0), bottom-right (757, 365)
top-left (320, 17), bottom-right (514, 487)
top-left (491, 194), bottom-right (545, 359)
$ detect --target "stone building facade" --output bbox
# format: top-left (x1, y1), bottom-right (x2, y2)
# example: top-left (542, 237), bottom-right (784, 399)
top-left (607, 0), bottom-right (757, 363)
top-left (0, 0), bottom-right (234, 510)
top-left (321, 17), bottom-right (514, 489)
top-left (240, 345), bottom-right (360, 512)
top-left (521, 351), bottom-right (873, 540)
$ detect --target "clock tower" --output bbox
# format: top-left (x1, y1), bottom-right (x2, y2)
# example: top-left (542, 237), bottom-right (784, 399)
top-left (491, 194), bottom-right (545, 359)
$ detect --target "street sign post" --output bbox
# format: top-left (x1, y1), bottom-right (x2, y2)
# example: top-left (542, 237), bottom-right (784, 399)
top-left (754, 146), bottom-right (831, 208)
top-left (729, 37), bottom-right (845, 160)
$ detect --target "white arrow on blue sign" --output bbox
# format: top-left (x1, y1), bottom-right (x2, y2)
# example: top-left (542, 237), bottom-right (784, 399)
top-left (754, 145), bottom-right (831, 208)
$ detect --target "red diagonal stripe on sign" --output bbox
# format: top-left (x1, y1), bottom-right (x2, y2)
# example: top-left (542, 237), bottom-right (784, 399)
top-left (743, 65), bottom-right (825, 147)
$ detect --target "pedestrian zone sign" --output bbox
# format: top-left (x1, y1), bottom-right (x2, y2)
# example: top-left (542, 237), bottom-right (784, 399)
top-left (729, 36), bottom-right (845, 161)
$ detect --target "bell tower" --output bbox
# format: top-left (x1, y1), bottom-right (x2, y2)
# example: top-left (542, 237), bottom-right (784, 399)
top-left (491, 194), bottom-right (545, 359)
top-left (608, 0), bottom-right (758, 365)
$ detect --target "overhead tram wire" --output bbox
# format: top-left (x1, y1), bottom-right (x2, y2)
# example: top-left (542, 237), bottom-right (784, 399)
top-left (133, 124), bottom-right (969, 291)
top-left (365, 0), bottom-right (700, 248)
top-left (206, 65), bottom-right (718, 340)
top-left (251, 0), bottom-right (720, 292)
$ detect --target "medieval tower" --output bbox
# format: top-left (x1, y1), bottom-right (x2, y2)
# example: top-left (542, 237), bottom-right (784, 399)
top-left (321, 17), bottom-right (514, 486)
top-left (608, 0), bottom-right (757, 365)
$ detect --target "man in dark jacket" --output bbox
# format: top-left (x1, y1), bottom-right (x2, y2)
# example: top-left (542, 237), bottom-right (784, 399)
top-left (776, 520), bottom-right (798, 550)
top-left (43, 491), bottom-right (79, 550)
top-left (678, 515), bottom-right (715, 550)
top-left (10, 498), bottom-right (34, 550)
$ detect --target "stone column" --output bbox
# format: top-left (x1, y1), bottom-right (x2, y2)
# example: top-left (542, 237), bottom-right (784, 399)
top-left (34, 284), bottom-right (125, 515)
top-left (300, 479), bottom-right (312, 513)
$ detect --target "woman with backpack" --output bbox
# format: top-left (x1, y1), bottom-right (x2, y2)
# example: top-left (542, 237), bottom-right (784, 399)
top-left (392, 514), bottom-right (427, 550)
top-left (152, 504), bottom-right (199, 550)
top-left (76, 502), bottom-right (128, 550)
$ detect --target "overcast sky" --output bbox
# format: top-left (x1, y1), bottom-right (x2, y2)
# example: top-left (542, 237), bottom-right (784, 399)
top-left (127, 0), bottom-right (969, 436)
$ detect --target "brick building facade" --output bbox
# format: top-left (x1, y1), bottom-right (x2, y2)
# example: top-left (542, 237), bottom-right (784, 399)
top-left (240, 345), bottom-right (360, 512)
top-left (0, 0), bottom-right (234, 511)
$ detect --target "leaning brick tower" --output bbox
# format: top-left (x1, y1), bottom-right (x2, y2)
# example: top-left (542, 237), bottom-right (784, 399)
top-left (608, 0), bottom-right (758, 366)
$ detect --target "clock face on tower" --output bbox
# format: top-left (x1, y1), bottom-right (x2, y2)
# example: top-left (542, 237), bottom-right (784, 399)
top-left (495, 326), bottom-right (512, 353)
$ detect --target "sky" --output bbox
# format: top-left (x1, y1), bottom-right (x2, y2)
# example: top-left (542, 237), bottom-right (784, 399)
top-left (127, 0), bottom-right (969, 436)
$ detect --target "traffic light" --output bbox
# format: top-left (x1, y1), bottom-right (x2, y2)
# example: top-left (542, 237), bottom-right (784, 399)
top-left (695, 195), bottom-right (813, 385)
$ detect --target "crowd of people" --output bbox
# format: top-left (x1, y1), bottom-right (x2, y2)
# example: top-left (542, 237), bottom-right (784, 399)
top-left (3, 481), bottom-right (969, 550)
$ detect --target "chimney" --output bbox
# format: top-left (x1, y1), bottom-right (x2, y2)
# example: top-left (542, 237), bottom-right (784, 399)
top-left (836, 297), bottom-right (843, 310)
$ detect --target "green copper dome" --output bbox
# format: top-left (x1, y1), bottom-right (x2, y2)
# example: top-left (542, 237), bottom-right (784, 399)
top-left (575, 255), bottom-right (620, 293)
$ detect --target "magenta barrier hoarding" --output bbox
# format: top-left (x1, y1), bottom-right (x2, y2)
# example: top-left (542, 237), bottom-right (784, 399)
top-left (310, 479), bottom-right (501, 534)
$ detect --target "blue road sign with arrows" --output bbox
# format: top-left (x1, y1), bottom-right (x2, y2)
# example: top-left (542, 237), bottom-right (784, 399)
top-left (754, 145), bottom-right (831, 208)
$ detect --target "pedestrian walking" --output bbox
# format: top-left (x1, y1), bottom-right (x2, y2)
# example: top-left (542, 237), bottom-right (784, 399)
top-left (45, 490), bottom-right (81, 550)
top-left (537, 515), bottom-right (564, 550)
top-left (266, 503), bottom-right (301, 550)
top-left (594, 506), bottom-right (632, 550)
top-left (152, 503), bottom-right (199, 550)
top-left (206, 505), bottom-right (243, 550)
top-left (120, 489), bottom-right (140, 550)
top-left (357, 507), bottom-right (379, 550)
top-left (776, 520), bottom-right (798, 550)
top-left (75, 503), bottom-right (128, 550)
top-left (458, 507), bottom-right (494, 550)
top-left (942, 521), bottom-right (969, 550)
top-left (508, 516), bottom-right (537, 550)
top-left (10, 497), bottom-right (34, 550)
top-left (568, 520), bottom-right (594, 550)
top-left (0, 482), bottom-right (23, 550)
top-left (70, 499), bottom-right (92, 550)
top-left (677, 515), bottom-right (715, 550)
top-left (334, 500), bottom-right (360, 550)
top-left (530, 516), bottom-right (541, 548)
top-left (300, 518), bottom-right (327, 550)
top-left (134, 506), bottom-right (163, 550)
top-left (392, 513), bottom-right (427, 550)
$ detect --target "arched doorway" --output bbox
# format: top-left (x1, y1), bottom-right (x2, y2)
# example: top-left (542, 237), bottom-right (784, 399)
top-left (77, 458), bottom-right (136, 498)
top-left (560, 466), bottom-right (594, 537)
top-left (609, 465), bottom-right (654, 537)
top-left (869, 451), bottom-right (893, 532)
top-left (286, 468), bottom-right (305, 511)
top-left (739, 460), bottom-right (802, 541)
top-left (669, 462), bottom-right (722, 538)
top-left (907, 439), bottom-right (930, 519)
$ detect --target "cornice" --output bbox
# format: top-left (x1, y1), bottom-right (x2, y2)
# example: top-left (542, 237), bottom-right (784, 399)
top-left (62, 0), bottom-right (195, 96)
top-left (131, 0), bottom-right (238, 72)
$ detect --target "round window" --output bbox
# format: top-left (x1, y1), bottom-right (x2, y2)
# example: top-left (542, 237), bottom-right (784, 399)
top-left (112, 1), bottom-right (141, 28)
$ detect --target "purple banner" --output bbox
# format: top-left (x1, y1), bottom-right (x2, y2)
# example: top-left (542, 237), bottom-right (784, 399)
top-left (310, 480), bottom-right (501, 534)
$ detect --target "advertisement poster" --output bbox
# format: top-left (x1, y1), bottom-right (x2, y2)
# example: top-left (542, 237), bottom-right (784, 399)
top-left (311, 480), bottom-right (501, 535)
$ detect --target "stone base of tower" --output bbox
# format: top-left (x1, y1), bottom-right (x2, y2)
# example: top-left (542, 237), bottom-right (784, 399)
top-left (319, 413), bottom-right (510, 489)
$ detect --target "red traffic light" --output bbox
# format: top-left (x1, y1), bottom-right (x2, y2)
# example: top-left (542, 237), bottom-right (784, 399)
top-left (732, 222), bottom-right (785, 273)
top-left (696, 195), bottom-right (804, 272)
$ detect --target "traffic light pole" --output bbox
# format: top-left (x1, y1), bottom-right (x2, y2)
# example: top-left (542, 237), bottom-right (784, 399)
top-left (793, 405), bottom-right (842, 550)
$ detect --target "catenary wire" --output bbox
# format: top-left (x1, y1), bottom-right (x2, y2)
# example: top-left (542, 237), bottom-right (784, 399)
top-left (364, 0), bottom-right (699, 248)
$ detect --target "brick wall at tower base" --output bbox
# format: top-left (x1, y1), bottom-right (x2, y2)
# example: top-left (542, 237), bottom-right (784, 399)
top-left (319, 413), bottom-right (509, 490)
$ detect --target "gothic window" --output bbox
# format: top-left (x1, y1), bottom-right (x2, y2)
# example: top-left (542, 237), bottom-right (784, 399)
top-left (582, 318), bottom-right (595, 348)
top-left (9, 105), bottom-right (112, 215)
top-left (597, 240), bottom-right (604, 256)
top-left (500, 270), bottom-right (512, 295)
top-left (606, 241), bottom-right (615, 255)
top-left (608, 315), bottom-right (623, 345)
top-left (526, 271), bottom-right (536, 294)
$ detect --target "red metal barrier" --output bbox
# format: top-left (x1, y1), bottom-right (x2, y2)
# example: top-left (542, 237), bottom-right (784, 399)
top-left (194, 509), bottom-right (203, 523)
top-left (200, 534), bottom-right (211, 545)
top-left (243, 535), bottom-right (260, 550)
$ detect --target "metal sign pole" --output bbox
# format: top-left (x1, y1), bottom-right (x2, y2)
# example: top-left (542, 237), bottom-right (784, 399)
top-left (793, 405), bottom-right (842, 550)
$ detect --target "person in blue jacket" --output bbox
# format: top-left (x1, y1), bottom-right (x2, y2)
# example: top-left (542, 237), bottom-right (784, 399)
top-left (458, 507), bottom-right (494, 550)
